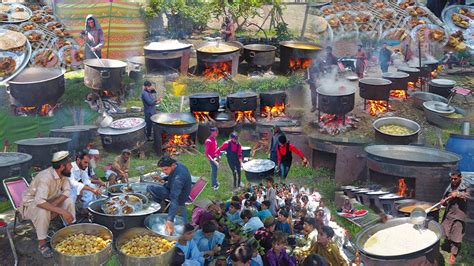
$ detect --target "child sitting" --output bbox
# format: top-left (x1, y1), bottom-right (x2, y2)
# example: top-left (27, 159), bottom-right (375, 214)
top-left (310, 226), bottom-right (348, 266)
top-left (175, 224), bottom-right (205, 265)
top-left (227, 201), bottom-right (243, 225)
top-left (241, 209), bottom-right (264, 235)
top-left (265, 177), bottom-right (277, 215)
top-left (275, 209), bottom-right (292, 235)
top-left (294, 218), bottom-right (319, 258)
top-left (265, 231), bottom-right (296, 266)
top-left (249, 239), bottom-right (264, 266)
top-left (193, 221), bottom-right (225, 264)
top-left (255, 217), bottom-right (276, 254)
top-left (255, 200), bottom-right (272, 222)
top-left (229, 242), bottom-right (253, 266)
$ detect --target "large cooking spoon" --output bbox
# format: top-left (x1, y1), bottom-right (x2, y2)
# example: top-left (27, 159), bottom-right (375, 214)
top-left (84, 42), bottom-right (106, 67)
top-left (410, 201), bottom-right (443, 226)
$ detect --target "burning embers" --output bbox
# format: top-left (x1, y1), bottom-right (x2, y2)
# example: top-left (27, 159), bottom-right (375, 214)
top-left (390, 90), bottom-right (408, 99)
top-left (366, 100), bottom-right (391, 116)
top-left (317, 114), bottom-right (359, 135)
top-left (397, 178), bottom-right (415, 198)
top-left (289, 57), bottom-right (312, 71)
top-left (162, 133), bottom-right (196, 156)
top-left (193, 112), bottom-right (215, 123)
top-left (202, 61), bottom-right (232, 80)
top-left (235, 111), bottom-right (256, 123)
top-left (261, 102), bottom-right (285, 119)
top-left (14, 104), bottom-right (57, 116)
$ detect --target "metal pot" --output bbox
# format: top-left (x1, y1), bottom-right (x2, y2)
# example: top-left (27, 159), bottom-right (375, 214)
top-left (259, 91), bottom-right (287, 108)
top-left (397, 67), bottom-right (420, 83)
top-left (115, 227), bottom-right (174, 266)
top-left (189, 92), bottom-right (220, 112)
top-left (373, 117), bottom-right (420, 145)
top-left (428, 79), bottom-right (456, 98)
top-left (214, 111), bottom-right (233, 122)
top-left (359, 78), bottom-right (392, 101)
top-left (7, 67), bottom-right (65, 107)
top-left (49, 128), bottom-right (91, 156)
top-left (243, 44), bottom-right (277, 67)
top-left (0, 152), bottom-right (32, 185)
top-left (88, 196), bottom-right (161, 236)
top-left (381, 72), bottom-right (409, 91)
top-left (279, 41), bottom-right (321, 73)
top-left (423, 103), bottom-right (467, 129)
top-left (62, 125), bottom-right (98, 143)
top-left (411, 92), bottom-right (448, 110)
top-left (51, 223), bottom-right (113, 266)
top-left (195, 40), bottom-right (242, 56)
top-left (144, 213), bottom-right (186, 241)
top-left (84, 59), bottom-right (127, 91)
top-left (151, 112), bottom-right (198, 132)
top-left (242, 159), bottom-right (275, 184)
top-left (226, 91), bottom-right (258, 112)
top-left (317, 85), bottom-right (355, 115)
top-left (98, 121), bottom-right (146, 153)
top-left (356, 218), bottom-right (443, 264)
top-left (15, 137), bottom-right (71, 169)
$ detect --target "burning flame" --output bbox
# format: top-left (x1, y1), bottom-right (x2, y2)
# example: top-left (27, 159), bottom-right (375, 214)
top-left (407, 82), bottom-right (415, 89)
top-left (163, 134), bottom-right (192, 155)
top-left (202, 61), bottom-right (232, 80)
top-left (193, 111), bottom-right (211, 123)
top-left (17, 104), bottom-right (54, 116)
top-left (289, 57), bottom-right (312, 70)
top-left (397, 178), bottom-right (407, 197)
top-left (262, 102), bottom-right (285, 118)
top-left (367, 100), bottom-right (389, 116)
top-left (390, 90), bottom-right (407, 99)
top-left (235, 111), bottom-right (256, 123)
top-left (431, 70), bottom-right (437, 78)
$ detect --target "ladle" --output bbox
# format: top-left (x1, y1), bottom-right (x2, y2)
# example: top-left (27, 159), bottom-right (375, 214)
top-left (84, 41), bottom-right (106, 67)
top-left (410, 201), bottom-right (443, 226)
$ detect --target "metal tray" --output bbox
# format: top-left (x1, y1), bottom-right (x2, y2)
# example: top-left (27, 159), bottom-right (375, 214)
top-left (0, 38), bottom-right (31, 85)
top-left (411, 24), bottom-right (448, 46)
top-left (0, 3), bottom-right (32, 24)
top-left (442, 5), bottom-right (474, 32)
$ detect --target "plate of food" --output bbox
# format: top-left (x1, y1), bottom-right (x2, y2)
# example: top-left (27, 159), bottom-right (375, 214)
top-left (442, 5), bottom-right (474, 32)
top-left (45, 21), bottom-right (63, 31)
top-left (451, 13), bottom-right (471, 29)
top-left (325, 14), bottom-right (341, 29)
top-left (31, 48), bottom-right (59, 68)
top-left (0, 24), bottom-right (20, 32)
top-left (407, 5), bottom-right (429, 17)
top-left (351, 2), bottom-right (369, 11)
top-left (354, 11), bottom-right (373, 24)
top-left (52, 37), bottom-right (74, 49)
top-left (378, 8), bottom-right (395, 21)
top-left (382, 28), bottom-right (411, 42)
top-left (398, 0), bottom-right (416, 9)
top-left (321, 5), bottom-right (337, 16)
top-left (374, 1), bottom-right (388, 9)
top-left (338, 209), bottom-right (368, 218)
top-left (338, 11), bottom-right (355, 25)
top-left (333, 2), bottom-right (351, 12)
top-left (29, 5), bottom-right (42, 12)
top-left (412, 24), bottom-right (448, 46)
top-left (41, 14), bottom-right (56, 24)
top-left (0, 3), bottom-right (32, 23)
top-left (59, 45), bottom-right (84, 67)
top-left (29, 12), bottom-right (43, 23)
top-left (19, 21), bottom-right (38, 32)
top-left (24, 29), bottom-right (43, 43)
top-left (446, 30), bottom-right (467, 51)
top-left (54, 28), bottom-right (70, 38)
top-left (404, 16), bottom-right (430, 30)
top-left (109, 117), bottom-right (145, 129)
top-left (42, 6), bottom-right (53, 15)
top-left (0, 29), bottom-right (31, 83)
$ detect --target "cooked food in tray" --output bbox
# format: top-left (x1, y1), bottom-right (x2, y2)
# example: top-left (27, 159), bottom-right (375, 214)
top-left (41, 15), bottom-right (55, 23)
top-left (46, 21), bottom-right (62, 31)
top-left (416, 26), bottom-right (446, 43)
top-left (120, 235), bottom-right (175, 257)
top-left (43, 6), bottom-right (53, 15)
top-left (11, 11), bottom-right (29, 21)
top-left (399, 0), bottom-right (416, 9)
top-left (122, 205), bottom-right (134, 214)
top-left (55, 233), bottom-right (111, 256)
top-left (452, 13), bottom-right (470, 29)
top-left (351, 3), bottom-right (368, 11)
top-left (54, 28), bottom-right (70, 37)
top-left (325, 15), bottom-right (340, 28)
top-left (54, 37), bottom-right (73, 49)
top-left (459, 7), bottom-right (474, 19)
top-left (61, 45), bottom-right (84, 65)
top-left (333, 3), bottom-right (350, 12)
top-left (24, 30), bottom-right (43, 43)
top-left (0, 56), bottom-right (16, 77)
top-left (406, 17), bottom-right (428, 29)
top-left (32, 49), bottom-right (59, 67)
top-left (30, 5), bottom-right (41, 11)
top-left (407, 6), bottom-right (428, 17)
top-left (20, 22), bottom-right (38, 32)
top-left (385, 28), bottom-right (410, 42)
top-left (0, 30), bottom-right (27, 51)
top-left (30, 13), bottom-right (43, 23)
top-left (322, 6), bottom-right (336, 15)
top-left (355, 12), bottom-right (371, 24)
top-left (339, 12), bottom-right (354, 24)
top-left (0, 13), bottom-right (8, 22)
top-left (374, 2), bottom-right (387, 9)
top-left (447, 31), bottom-right (466, 51)
top-left (379, 8), bottom-right (395, 20)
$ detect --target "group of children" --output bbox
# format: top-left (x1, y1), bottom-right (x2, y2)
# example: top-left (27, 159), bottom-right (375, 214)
top-left (169, 177), bottom-right (349, 266)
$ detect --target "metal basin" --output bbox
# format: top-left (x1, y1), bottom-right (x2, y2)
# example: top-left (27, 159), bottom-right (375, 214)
top-left (51, 223), bottom-right (113, 266)
top-left (151, 112), bottom-right (197, 127)
top-left (243, 44), bottom-right (277, 67)
top-left (242, 159), bottom-right (275, 184)
top-left (84, 59), bottom-right (127, 91)
top-left (364, 145), bottom-right (461, 166)
top-left (411, 92), bottom-right (448, 110)
top-left (144, 213), bottom-right (185, 241)
top-left (423, 103), bottom-right (467, 129)
top-left (373, 117), bottom-right (420, 145)
top-left (189, 92), bottom-right (220, 112)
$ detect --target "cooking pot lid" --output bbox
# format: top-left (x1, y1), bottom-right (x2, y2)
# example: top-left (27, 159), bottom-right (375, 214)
top-left (9, 67), bottom-right (64, 84)
top-left (397, 66), bottom-right (420, 73)
top-left (430, 79), bottom-right (456, 86)
top-left (317, 85), bottom-right (355, 96)
top-left (15, 137), bottom-right (71, 146)
top-left (109, 117), bottom-right (145, 130)
top-left (366, 190), bottom-right (390, 195)
top-left (84, 59), bottom-right (127, 68)
top-left (0, 152), bottom-right (32, 167)
top-left (50, 128), bottom-right (89, 133)
top-left (242, 159), bottom-right (275, 173)
top-left (189, 92), bottom-right (219, 98)
top-left (365, 145), bottom-right (461, 164)
top-left (98, 120), bottom-right (146, 135)
top-left (144, 40), bottom-right (192, 51)
top-left (63, 125), bottom-right (98, 131)
top-left (228, 91), bottom-right (257, 98)
top-left (259, 90), bottom-right (286, 96)
top-left (423, 100), bottom-right (455, 114)
top-left (359, 78), bottom-right (392, 86)
top-left (381, 72), bottom-right (410, 79)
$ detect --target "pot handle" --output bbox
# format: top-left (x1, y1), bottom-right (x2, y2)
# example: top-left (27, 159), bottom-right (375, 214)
top-left (210, 98), bottom-right (216, 104)
top-left (249, 51), bottom-right (256, 58)
top-left (101, 70), bottom-right (111, 79)
top-left (243, 99), bottom-right (248, 105)
top-left (114, 218), bottom-right (126, 230)
top-left (5, 85), bottom-right (10, 94)
top-left (191, 99), bottom-right (198, 105)
top-left (103, 136), bottom-right (113, 145)
top-left (9, 166), bottom-right (21, 177)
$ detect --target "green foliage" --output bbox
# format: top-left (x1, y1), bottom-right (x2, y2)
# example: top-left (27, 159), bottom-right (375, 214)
top-left (275, 22), bottom-right (294, 42)
top-left (61, 70), bottom-right (90, 107)
top-left (170, 74), bottom-right (305, 96)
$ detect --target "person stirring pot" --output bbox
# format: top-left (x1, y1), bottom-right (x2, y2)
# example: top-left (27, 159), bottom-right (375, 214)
top-left (80, 14), bottom-right (105, 59)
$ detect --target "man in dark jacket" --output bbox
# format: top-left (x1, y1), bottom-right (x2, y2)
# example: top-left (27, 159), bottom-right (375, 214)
top-left (269, 126), bottom-right (283, 164)
top-left (216, 132), bottom-right (243, 188)
top-left (147, 156), bottom-right (192, 235)
top-left (141, 80), bottom-right (160, 141)
top-left (379, 42), bottom-right (392, 73)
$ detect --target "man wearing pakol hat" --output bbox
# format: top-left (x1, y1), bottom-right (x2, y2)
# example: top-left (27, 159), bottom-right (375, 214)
top-left (216, 132), bottom-right (243, 188)
top-left (147, 156), bottom-right (192, 235)
top-left (19, 151), bottom-right (76, 258)
top-left (106, 149), bottom-right (131, 185)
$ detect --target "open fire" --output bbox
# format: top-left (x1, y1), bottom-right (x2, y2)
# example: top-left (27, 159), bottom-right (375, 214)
top-left (193, 112), bottom-right (215, 123)
top-left (202, 61), bottom-right (232, 80)
top-left (397, 178), bottom-right (415, 198)
top-left (235, 111), bottom-right (256, 123)
top-left (15, 104), bottom-right (56, 116)
top-left (366, 100), bottom-right (391, 116)
top-left (162, 133), bottom-right (196, 156)
top-left (261, 101), bottom-right (285, 119)
top-left (289, 57), bottom-right (312, 70)
top-left (390, 90), bottom-right (407, 100)
top-left (317, 114), bottom-right (359, 135)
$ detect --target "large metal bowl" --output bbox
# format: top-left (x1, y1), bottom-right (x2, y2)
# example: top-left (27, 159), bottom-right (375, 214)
top-left (355, 218), bottom-right (443, 261)
top-left (51, 223), bottom-right (113, 266)
top-left (373, 117), bottom-right (420, 145)
top-left (150, 112), bottom-right (197, 127)
top-left (411, 92), bottom-right (448, 110)
top-left (423, 103), bottom-right (467, 129)
top-left (115, 227), bottom-right (174, 266)
top-left (364, 145), bottom-right (461, 166)
top-left (145, 213), bottom-right (185, 241)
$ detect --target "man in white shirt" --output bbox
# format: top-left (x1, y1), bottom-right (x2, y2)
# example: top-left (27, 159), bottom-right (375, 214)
top-left (69, 150), bottom-right (101, 215)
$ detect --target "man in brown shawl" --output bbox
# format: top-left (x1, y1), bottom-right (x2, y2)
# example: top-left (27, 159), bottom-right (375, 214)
top-left (81, 14), bottom-right (105, 59)
top-left (440, 170), bottom-right (469, 264)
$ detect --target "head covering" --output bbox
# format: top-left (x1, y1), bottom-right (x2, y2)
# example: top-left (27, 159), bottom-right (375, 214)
top-left (263, 216), bottom-right (276, 227)
top-left (85, 14), bottom-right (102, 31)
top-left (209, 127), bottom-right (218, 133)
top-left (278, 135), bottom-right (287, 144)
top-left (88, 149), bottom-right (99, 155)
top-left (122, 149), bottom-right (131, 155)
top-left (230, 132), bottom-right (238, 139)
top-left (52, 151), bottom-right (70, 163)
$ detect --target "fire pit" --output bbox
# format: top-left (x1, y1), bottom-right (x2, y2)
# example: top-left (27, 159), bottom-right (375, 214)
top-left (151, 112), bottom-right (198, 156)
top-left (372, 117), bottom-right (420, 145)
top-left (428, 79), bottom-right (456, 98)
top-left (189, 92), bottom-right (220, 123)
top-left (226, 92), bottom-right (258, 123)
top-left (196, 40), bottom-right (242, 80)
top-left (259, 91), bottom-right (287, 118)
top-left (279, 41), bottom-right (321, 73)
top-left (144, 40), bottom-right (192, 75)
top-left (365, 145), bottom-right (461, 202)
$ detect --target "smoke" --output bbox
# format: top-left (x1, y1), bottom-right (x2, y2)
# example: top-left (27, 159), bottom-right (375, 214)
top-left (318, 67), bottom-right (356, 93)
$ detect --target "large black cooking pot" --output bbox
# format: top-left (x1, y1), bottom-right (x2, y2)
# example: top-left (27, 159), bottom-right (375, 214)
top-left (15, 138), bottom-right (71, 169)
top-left (317, 85), bottom-right (355, 115)
top-left (381, 72), bottom-right (410, 91)
top-left (428, 79), bottom-right (456, 98)
top-left (242, 159), bottom-right (275, 184)
top-left (189, 93), bottom-right (220, 112)
top-left (259, 91), bottom-right (287, 108)
top-left (397, 67), bottom-right (420, 83)
top-left (88, 195), bottom-right (161, 237)
top-left (84, 59), bottom-right (127, 91)
top-left (196, 40), bottom-right (242, 56)
top-left (98, 121), bottom-right (146, 153)
top-left (7, 67), bottom-right (65, 107)
top-left (0, 152), bottom-right (32, 185)
top-left (372, 117), bottom-right (421, 145)
top-left (227, 91), bottom-right (258, 112)
top-left (62, 125), bottom-right (98, 144)
top-left (279, 41), bottom-right (321, 73)
top-left (359, 78), bottom-right (392, 101)
top-left (243, 44), bottom-right (277, 67)
top-left (49, 128), bottom-right (91, 156)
